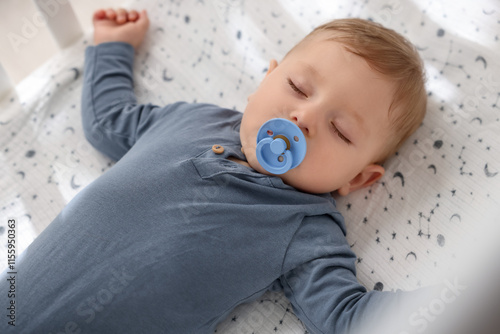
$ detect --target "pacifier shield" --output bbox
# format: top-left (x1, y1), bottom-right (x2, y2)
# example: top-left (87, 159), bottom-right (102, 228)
top-left (256, 118), bottom-right (306, 174)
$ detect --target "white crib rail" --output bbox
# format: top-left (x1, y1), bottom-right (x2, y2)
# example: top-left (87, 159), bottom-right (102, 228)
top-left (32, 0), bottom-right (83, 49)
top-left (0, 63), bottom-right (13, 100)
top-left (0, 1), bottom-right (83, 100)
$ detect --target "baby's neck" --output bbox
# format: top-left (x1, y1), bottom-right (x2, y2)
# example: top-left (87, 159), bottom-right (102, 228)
top-left (227, 156), bottom-right (252, 168)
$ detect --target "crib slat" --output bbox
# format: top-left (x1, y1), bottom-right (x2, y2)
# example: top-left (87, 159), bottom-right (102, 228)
top-left (32, 0), bottom-right (83, 48)
top-left (0, 63), bottom-right (13, 100)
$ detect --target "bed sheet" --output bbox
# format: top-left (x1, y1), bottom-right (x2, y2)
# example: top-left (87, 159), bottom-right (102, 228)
top-left (1, 0), bottom-right (499, 333)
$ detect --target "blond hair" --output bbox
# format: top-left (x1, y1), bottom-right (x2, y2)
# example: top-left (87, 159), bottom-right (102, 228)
top-left (287, 18), bottom-right (427, 163)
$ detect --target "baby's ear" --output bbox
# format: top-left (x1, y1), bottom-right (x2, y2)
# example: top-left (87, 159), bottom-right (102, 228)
top-left (337, 164), bottom-right (385, 196)
top-left (248, 59), bottom-right (279, 102)
top-left (265, 59), bottom-right (279, 77)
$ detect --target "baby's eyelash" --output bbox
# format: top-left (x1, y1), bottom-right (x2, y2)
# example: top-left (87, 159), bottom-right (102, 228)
top-left (287, 79), bottom-right (307, 97)
top-left (331, 122), bottom-right (351, 145)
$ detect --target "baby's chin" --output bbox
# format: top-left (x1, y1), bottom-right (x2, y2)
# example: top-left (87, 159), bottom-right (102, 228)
top-left (243, 146), bottom-right (306, 190)
top-left (241, 134), bottom-right (318, 190)
top-left (242, 145), bottom-right (273, 176)
top-left (240, 131), bottom-right (267, 174)
top-left (242, 146), bottom-right (335, 194)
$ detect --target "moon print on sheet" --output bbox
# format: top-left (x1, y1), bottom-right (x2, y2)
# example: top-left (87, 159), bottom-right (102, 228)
top-left (393, 171), bottom-right (405, 187)
top-left (450, 213), bottom-right (461, 223)
top-left (71, 175), bottom-right (81, 189)
top-left (470, 117), bottom-right (483, 125)
top-left (428, 164), bottom-right (437, 174)
top-left (64, 127), bottom-right (75, 134)
top-left (17, 171), bottom-right (25, 179)
top-left (163, 69), bottom-right (174, 82)
top-left (69, 67), bottom-right (80, 80)
top-left (475, 56), bottom-right (487, 69)
top-left (406, 251), bottom-right (417, 261)
top-left (25, 150), bottom-right (36, 158)
top-left (484, 163), bottom-right (498, 177)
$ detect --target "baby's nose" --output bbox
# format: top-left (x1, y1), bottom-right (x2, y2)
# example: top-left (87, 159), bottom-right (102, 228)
top-left (291, 115), bottom-right (311, 136)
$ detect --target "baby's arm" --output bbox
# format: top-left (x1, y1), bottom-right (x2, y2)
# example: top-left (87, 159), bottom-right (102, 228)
top-left (81, 9), bottom-right (166, 160)
top-left (278, 216), bottom-right (442, 334)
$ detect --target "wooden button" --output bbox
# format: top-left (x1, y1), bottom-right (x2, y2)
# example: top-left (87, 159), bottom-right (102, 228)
top-left (212, 144), bottom-right (224, 154)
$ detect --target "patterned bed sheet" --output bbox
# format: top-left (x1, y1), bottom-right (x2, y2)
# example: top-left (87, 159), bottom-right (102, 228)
top-left (1, 0), bottom-right (499, 332)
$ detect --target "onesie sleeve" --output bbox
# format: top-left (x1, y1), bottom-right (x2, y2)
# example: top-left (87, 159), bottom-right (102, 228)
top-left (81, 42), bottom-right (167, 161)
top-left (278, 215), bottom-right (441, 334)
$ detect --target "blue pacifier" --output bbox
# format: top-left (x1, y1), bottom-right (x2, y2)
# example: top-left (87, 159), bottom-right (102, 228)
top-left (256, 118), bottom-right (307, 174)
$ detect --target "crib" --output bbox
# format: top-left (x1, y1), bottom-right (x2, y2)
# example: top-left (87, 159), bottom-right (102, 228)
top-left (1, 0), bottom-right (499, 333)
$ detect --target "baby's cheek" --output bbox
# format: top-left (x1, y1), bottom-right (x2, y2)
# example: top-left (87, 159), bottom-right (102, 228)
top-left (297, 162), bottom-right (336, 193)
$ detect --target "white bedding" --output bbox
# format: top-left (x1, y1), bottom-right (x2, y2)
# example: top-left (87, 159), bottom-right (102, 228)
top-left (1, 0), bottom-right (499, 332)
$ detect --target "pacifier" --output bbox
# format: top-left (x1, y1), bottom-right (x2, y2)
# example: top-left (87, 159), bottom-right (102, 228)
top-left (256, 118), bottom-right (307, 174)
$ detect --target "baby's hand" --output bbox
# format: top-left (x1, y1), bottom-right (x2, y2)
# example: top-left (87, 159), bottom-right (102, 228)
top-left (93, 8), bottom-right (150, 49)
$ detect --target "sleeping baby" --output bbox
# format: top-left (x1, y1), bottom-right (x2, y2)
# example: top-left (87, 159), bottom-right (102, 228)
top-left (1, 8), bottom-right (441, 334)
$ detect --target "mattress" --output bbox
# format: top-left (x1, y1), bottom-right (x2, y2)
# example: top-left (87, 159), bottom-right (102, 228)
top-left (1, 0), bottom-right (499, 332)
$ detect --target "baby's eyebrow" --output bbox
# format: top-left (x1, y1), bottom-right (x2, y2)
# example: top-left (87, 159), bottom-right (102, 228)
top-left (351, 107), bottom-right (365, 130)
top-left (297, 61), bottom-right (325, 83)
top-left (297, 61), bottom-right (368, 139)
top-left (346, 108), bottom-right (367, 139)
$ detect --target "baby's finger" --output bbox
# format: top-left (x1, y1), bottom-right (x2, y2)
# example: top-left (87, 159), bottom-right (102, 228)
top-left (105, 8), bottom-right (116, 20)
top-left (116, 8), bottom-right (127, 24)
top-left (136, 10), bottom-right (150, 30)
top-left (92, 9), bottom-right (106, 22)
top-left (128, 10), bottom-right (139, 22)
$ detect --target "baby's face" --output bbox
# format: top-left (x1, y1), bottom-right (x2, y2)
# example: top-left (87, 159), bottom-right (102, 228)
top-left (240, 36), bottom-right (396, 194)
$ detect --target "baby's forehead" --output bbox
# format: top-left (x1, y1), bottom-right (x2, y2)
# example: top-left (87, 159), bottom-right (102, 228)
top-left (286, 35), bottom-right (369, 73)
top-left (287, 38), bottom-right (389, 81)
top-left (286, 32), bottom-right (338, 56)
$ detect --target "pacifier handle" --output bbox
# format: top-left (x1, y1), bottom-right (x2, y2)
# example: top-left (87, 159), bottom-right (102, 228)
top-left (256, 118), bottom-right (307, 175)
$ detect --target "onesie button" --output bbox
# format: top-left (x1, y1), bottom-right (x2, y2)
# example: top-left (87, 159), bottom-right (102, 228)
top-left (212, 144), bottom-right (224, 154)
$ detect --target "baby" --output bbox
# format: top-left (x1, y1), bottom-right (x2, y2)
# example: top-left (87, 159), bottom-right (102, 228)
top-left (1, 8), bottom-right (434, 334)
